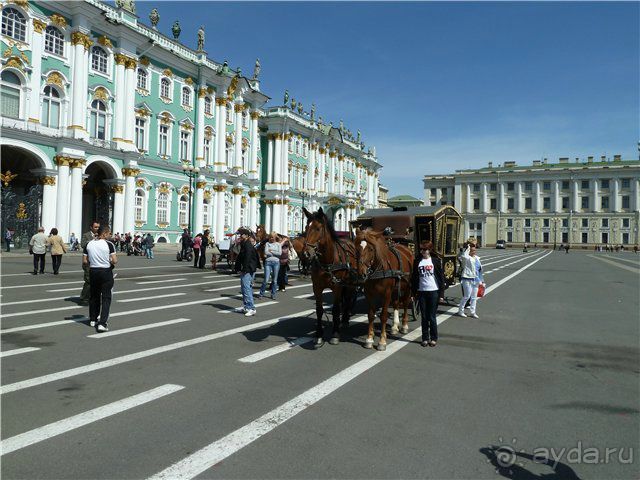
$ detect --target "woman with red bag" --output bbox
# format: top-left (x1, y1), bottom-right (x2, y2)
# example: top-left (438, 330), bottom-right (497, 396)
top-left (457, 243), bottom-right (485, 318)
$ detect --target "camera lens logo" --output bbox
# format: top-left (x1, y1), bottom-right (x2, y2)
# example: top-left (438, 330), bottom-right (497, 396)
top-left (488, 437), bottom-right (526, 474)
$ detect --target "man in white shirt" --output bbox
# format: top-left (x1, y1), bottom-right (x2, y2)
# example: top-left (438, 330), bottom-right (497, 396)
top-left (29, 227), bottom-right (48, 275)
top-left (83, 225), bottom-right (117, 332)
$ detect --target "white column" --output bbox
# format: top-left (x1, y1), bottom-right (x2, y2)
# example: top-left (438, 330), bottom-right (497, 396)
top-left (612, 178), bottom-right (620, 212)
top-left (28, 19), bottom-right (45, 122)
top-left (374, 175), bottom-right (379, 207)
top-left (215, 183), bottom-right (227, 241)
top-left (266, 135), bottom-right (274, 184)
top-left (69, 32), bottom-right (89, 134)
top-left (111, 183), bottom-right (125, 235)
top-left (249, 112), bottom-right (259, 179)
top-left (215, 99), bottom-right (226, 172)
top-left (123, 59), bottom-right (136, 143)
top-left (634, 179), bottom-right (640, 212)
top-left (516, 181), bottom-right (524, 213)
top-left (68, 160), bottom-right (85, 239)
top-left (196, 87), bottom-right (206, 168)
top-left (465, 184), bottom-right (472, 213)
top-left (553, 180), bottom-right (562, 213)
top-left (481, 183), bottom-right (488, 213)
top-left (338, 155), bottom-right (344, 195)
top-left (534, 181), bottom-right (542, 213)
top-left (591, 179), bottom-right (599, 213)
top-left (498, 182), bottom-right (506, 213)
top-left (54, 158), bottom-right (70, 240)
top-left (435, 187), bottom-right (442, 206)
top-left (231, 185), bottom-right (243, 231)
top-left (123, 167), bottom-right (138, 234)
top-left (281, 134), bottom-right (290, 187)
top-left (194, 178), bottom-right (205, 235)
top-left (318, 150), bottom-right (326, 193)
top-left (38, 175), bottom-right (57, 233)
top-left (248, 191), bottom-right (258, 228)
top-left (112, 55), bottom-right (126, 141)
top-left (273, 134), bottom-right (283, 185)
top-left (570, 179), bottom-right (579, 213)
top-left (329, 153), bottom-right (336, 193)
top-left (209, 187), bottom-right (218, 233)
top-left (233, 104), bottom-right (243, 174)
top-left (272, 197), bottom-right (283, 234)
top-left (308, 146), bottom-right (317, 193)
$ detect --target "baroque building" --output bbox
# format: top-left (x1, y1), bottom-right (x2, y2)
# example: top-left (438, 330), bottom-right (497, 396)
top-left (0, 0), bottom-right (381, 244)
top-left (423, 156), bottom-right (640, 247)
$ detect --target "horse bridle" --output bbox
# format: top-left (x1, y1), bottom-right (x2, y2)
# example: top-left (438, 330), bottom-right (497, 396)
top-left (303, 220), bottom-right (358, 285)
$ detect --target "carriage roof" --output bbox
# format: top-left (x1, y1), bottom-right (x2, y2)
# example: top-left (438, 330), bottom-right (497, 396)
top-left (355, 205), bottom-right (461, 223)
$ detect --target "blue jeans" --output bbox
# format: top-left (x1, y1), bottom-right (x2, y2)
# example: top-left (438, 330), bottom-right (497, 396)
top-left (260, 260), bottom-right (280, 298)
top-left (241, 272), bottom-right (255, 310)
top-left (146, 247), bottom-right (154, 259)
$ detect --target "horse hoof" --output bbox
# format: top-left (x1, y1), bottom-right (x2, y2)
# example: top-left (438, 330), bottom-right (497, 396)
top-left (314, 338), bottom-right (325, 349)
top-left (401, 326), bottom-right (409, 334)
top-left (363, 340), bottom-right (373, 349)
top-left (377, 343), bottom-right (387, 352)
top-left (329, 337), bottom-right (340, 345)
top-left (391, 328), bottom-right (399, 335)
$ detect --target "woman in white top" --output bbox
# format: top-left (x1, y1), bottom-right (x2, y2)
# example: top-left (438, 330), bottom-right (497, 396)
top-left (411, 241), bottom-right (446, 347)
top-left (457, 243), bottom-right (485, 318)
top-left (258, 232), bottom-right (282, 300)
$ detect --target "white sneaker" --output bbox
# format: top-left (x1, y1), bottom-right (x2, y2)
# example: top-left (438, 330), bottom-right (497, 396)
top-left (244, 309), bottom-right (256, 317)
top-left (470, 313), bottom-right (479, 319)
top-left (96, 323), bottom-right (109, 332)
top-left (457, 311), bottom-right (467, 317)
top-left (233, 306), bottom-right (247, 313)
top-left (89, 320), bottom-right (97, 327)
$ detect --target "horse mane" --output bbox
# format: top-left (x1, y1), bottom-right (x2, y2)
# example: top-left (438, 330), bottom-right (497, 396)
top-left (308, 209), bottom-right (338, 242)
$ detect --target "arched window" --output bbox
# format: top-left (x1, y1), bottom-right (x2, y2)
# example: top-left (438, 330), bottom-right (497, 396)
top-left (0, 70), bottom-right (22, 119)
top-left (204, 127), bottom-right (213, 165)
top-left (91, 46), bottom-right (108, 74)
top-left (89, 99), bottom-right (107, 139)
top-left (204, 96), bottom-right (212, 115)
top-left (225, 103), bottom-right (232, 123)
top-left (1, 7), bottom-right (26, 42)
top-left (134, 188), bottom-right (146, 222)
top-left (44, 26), bottom-right (64, 56)
top-left (178, 194), bottom-right (188, 226)
top-left (160, 78), bottom-right (171, 99)
top-left (295, 139), bottom-right (301, 155)
top-left (136, 68), bottom-right (147, 90)
top-left (226, 144), bottom-right (233, 168)
top-left (41, 85), bottom-right (61, 128)
top-left (203, 199), bottom-right (210, 227)
top-left (157, 192), bottom-right (169, 223)
top-left (181, 86), bottom-right (191, 106)
top-left (242, 109), bottom-right (248, 129)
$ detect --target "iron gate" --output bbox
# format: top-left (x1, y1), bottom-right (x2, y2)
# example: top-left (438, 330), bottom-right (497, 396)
top-left (1, 184), bottom-right (43, 248)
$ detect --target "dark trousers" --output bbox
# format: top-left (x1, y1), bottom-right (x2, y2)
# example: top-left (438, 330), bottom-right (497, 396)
top-left (80, 265), bottom-right (91, 301)
top-left (33, 253), bottom-right (45, 273)
top-left (417, 290), bottom-right (439, 342)
top-left (51, 254), bottom-right (62, 274)
top-left (277, 263), bottom-right (289, 289)
top-left (5, 239), bottom-right (10, 252)
top-left (193, 249), bottom-right (200, 267)
top-left (199, 246), bottom-right (207, 269)
top-left (89, 268), bottom-right (114, 326)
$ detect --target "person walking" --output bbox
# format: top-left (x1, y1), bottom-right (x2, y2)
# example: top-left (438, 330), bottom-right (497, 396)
top-left (180, 229), bottom-right (191, 260)
top-left (46, 228), bottom-right (67, 275)
top-left (192, 233), bottom-right (202, 267)
top-left (277, 236), bottom-right (291, 292)
top-left (79, 221), bottom-right (100, 305)
top-left (258, 232), bottom-right (282, 300)
top-left (411, 241), bottom-right (446, 347)
top-left (210, 235), bottom-right (220, 270)
top-left (5, 228), bottom-right (12, 252)
top-left (145, 233), bottom-right (155, 259)
top-left (199, 229), bottom-right (210, 269)
top-left (29, 227), bottom-right (48, 274)
top-left (523, 242), bottom-right (528, 253)
top-left (83, 225), bottom-right (117, 332)
top-left (234, 228), bottom-right (260, 316)
top-left (457, 242), bottom-right (485, 318)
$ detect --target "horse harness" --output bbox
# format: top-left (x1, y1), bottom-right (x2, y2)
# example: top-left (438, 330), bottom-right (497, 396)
top-left (304, 226), bottom-right (358, 286)
top-left (360, 239), bottom-right (411, 298)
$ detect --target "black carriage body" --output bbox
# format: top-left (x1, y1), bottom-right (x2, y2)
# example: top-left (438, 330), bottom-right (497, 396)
top-left (352, 206), bottom-right (462, 285)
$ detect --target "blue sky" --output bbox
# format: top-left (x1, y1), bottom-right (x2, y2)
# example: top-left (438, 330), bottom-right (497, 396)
top-left (130, 1), bottom-right (639, 199)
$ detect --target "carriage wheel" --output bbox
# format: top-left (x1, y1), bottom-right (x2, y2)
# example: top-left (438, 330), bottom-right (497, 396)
top-left (186, 252), bottom-right (193, 262)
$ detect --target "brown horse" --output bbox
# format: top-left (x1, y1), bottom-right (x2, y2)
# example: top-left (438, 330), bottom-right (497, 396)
top-left (302, 207), bottom-right (357, 348)
top-left (290, 233), bottom-right (309, 275)
top-left (354, 229), bottom-right (413, 351)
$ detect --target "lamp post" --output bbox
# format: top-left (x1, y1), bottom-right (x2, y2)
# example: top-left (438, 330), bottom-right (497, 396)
top-left (181, 163), bottom-right (200, 235)
top-left (299, 190), bottom-right (309, 233)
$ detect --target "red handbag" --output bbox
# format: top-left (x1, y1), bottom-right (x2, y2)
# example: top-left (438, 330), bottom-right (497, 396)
top-left (477, 283), bottom-right (485, 298)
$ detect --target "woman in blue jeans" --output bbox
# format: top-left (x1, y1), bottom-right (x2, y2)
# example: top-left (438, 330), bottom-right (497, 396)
top-left (258, 232), bottom-right (282, 300)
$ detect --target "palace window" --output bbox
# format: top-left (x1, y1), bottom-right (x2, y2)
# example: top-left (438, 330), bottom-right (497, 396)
top-left (524, 181), bottom-right (532, 191)
top-left (490, 183), bottom-right (497, 192)
top-left (490, 198), bottom-right (497, 210)
top-left (44, 26), bottom-right (64, 56)
top-left (561, 180), bottom-right (570, 190)
top-left (178, 195), bottom-right (188, 225)
top-left (91, 46), bottom-right (108, 74)
top-left (158, 124), bottom-right (169, 156)
top-left (288, 138), bottom-right (293, 153)
top-left (543, 197), bottom-right (550, 210)
top-left (543, 219), bottom-right (550, 228)
top-left (507, 182), bottom-right (514, 192)
top-left (134, 188), bottom-right (146, 222)
top-left (180, 130), bottom-right (190, 160)
top-left (601, 196), bottom-right (609, 209)
top-left (473, 183), bottom-right (480, 192)
top-left (41, 85), bottom-right (61, 128)
top-left (622, 218), bottom-right (630, 228)
top-left (203, 200), bottom-right (210, 226)
top-left (562, 197), bottom-right (569, 209)
top-left (581, 180), bottom-right (590, 189)
top-left (1, 8), bottom-right (26, 42)
top-left (204, 137), bottom-right (212, 165)
top-left (621, 178), bottom-right (630, 189)
top-left (543, 181), bottom-right (551, 190)
top-left (1, 70), bottom-right (21, 119)
top-left (160, 78), bottom-right (171, 99)
top-left (622, 196), bottom-right (630, 209)
top-left (204, 96), bottom-right (212, 115)
top-left (137, 68), bottom-right (148, 90)
top-left (89, 99), bottom-right (107, 140)
top-left (181, 86), bottom-right (191, 107)
top-left (562, 219), bottom-right (568, 228)
top-left (524, 197), bottom-right (532, 210)
top-left (601, 179), bottom-right (610, 189)
top-left (225, 104), bottom-right (232, 123)
top-left (430, 188), bottom-right (436, 196)
top-left (581, 196), bottom-right (589, 209)
top-left (581, 219), bottom-right (588, 228)
top-left (507, 198), bottom-right (514, 210)
top-left (156, 192), bottom-right (169, 223)
top-left (524, 219), bottom-right (531, 227)
top-left (601, 218), bottom-right (609, 228)
top-left (135, 117), bottom-right (146, 151)
top-left (242, 109), bottom-right (248, 129)
top-left (473, 198), bottom-right (480, 210)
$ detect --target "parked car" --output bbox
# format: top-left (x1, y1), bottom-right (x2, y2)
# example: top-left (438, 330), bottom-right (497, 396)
top-left (496, 239), bottom-right (507, 249)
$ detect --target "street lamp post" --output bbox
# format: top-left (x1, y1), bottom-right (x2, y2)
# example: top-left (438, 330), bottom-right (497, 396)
top-left (181, 164), bottom-right (200, 235)
top-left (299, 190), bottom-right (309, 233)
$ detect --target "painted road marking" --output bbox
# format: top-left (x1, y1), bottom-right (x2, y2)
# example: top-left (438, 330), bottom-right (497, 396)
top-left (588, 254), bottom-right (640, 274)
top-left (149, 251), bottom-right (552, 480)
top-left (136, 277), bottom-right (187, 285)
top-left (46, 277), bottom-right (237, 294)
top-left (1, 296), bottom-right (77, 307)
top-left (117, 293), bottom-right (186, 303)
top-left (0, 347), bottom-right (40, 358)
top-left (0, 309), bottom-right (316, 394)
top-left (0, 281), bottom-right (84, 290)
top-left (0, 305), bottom-right (82, 318)
top-left (0, 264), bottom-right (190, 277)
top-left (87, 318), bottom-right (191, 338)
top-left (0, 384), bottom-right (184, 455)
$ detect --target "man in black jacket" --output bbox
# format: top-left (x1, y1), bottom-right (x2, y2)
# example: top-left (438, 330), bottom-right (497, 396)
top-left (234, 229), bottom-right (261, 316)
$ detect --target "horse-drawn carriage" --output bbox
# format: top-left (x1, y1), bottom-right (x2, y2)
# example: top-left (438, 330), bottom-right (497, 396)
top-left (350, 205), bottom-right (462, 286)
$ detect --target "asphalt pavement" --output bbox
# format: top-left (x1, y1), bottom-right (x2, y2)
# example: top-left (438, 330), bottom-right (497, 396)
top-left (1, 248), bottom-right (638, 479)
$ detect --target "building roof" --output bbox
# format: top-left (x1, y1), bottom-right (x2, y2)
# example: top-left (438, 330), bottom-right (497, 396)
top-left (388, 195), bottom-right (422, 202)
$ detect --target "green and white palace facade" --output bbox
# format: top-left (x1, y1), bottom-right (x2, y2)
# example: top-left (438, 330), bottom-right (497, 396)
top-left (0, 0), bottom-right (381, 244)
